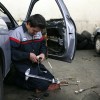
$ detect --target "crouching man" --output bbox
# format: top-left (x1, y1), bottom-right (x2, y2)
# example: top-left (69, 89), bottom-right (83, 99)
top-left (10, 14), bottom-right (60, 92)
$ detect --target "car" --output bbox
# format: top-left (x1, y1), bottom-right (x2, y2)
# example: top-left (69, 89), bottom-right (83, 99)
top-left (92, 27), bottom-right (100, 54)
top-left (0, 0), bottom-right (76, 99)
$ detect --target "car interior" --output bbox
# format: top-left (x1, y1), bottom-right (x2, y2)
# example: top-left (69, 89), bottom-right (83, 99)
top-left (46, 18), bottom-right (65, 55)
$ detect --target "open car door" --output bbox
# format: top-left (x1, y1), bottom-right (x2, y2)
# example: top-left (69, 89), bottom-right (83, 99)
top-left (25, 0), bottom-right (76, 63)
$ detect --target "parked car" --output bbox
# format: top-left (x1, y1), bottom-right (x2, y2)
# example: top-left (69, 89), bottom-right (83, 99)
top-left (92, 27), bottom-right (100, 54)
top-left (0, 0), bottom-right (76, 99)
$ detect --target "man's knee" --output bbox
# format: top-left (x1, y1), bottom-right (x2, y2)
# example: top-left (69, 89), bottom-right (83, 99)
top-left (37, 80), bottom-right (50, 91)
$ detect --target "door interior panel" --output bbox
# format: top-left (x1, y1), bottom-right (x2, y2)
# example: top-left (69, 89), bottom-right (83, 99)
top-left (46, 19), bottom-right (65, 55)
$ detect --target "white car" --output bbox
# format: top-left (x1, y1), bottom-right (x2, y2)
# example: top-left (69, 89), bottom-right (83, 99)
top-left (0, 0), bottom-right (76, 99)
top-left (92, 28), bottom-right (100, 54)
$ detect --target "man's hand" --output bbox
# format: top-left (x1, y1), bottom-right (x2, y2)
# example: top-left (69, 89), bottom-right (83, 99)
top-left (37, 53), bottom-right (45, 62)
top-left (29, 53), bottom-right (37, 63)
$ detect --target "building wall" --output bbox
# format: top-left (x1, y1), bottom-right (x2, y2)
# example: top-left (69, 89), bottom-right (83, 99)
top-left (1, 0), bottom-right (100, 33)
top-left (64, 0), bottom-right (100, 33)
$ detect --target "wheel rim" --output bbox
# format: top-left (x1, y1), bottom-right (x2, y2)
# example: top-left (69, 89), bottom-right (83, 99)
top-left (96, 39), bottom-right (100, 51)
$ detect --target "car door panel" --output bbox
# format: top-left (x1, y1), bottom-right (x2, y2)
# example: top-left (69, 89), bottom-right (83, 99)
top-left (56, 0), bottom-right (76, 61)
top-left (0, 2), bottom-right (18, 77)
top-left (0, 32), bottom-right (11, 77)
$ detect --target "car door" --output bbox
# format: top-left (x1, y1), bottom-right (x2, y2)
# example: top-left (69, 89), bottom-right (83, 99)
top-left (0, 2), bottom-right (18, 77)
top-left (25, 0), bottom-right (76, 63)
top-left (0, 2), bottom-right (19, 100)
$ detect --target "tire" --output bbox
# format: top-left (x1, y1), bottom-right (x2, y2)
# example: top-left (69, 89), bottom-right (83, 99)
top-left (81, 31), bottom-right (93, 50)
top-left (81, 30), bottom-right (91, 40)
top-left (76, 33), bottom-right (88, 50)
top-left (0, 66), bottom-right (3, 100)
top-left (95, 35), bottom-right (100, 54)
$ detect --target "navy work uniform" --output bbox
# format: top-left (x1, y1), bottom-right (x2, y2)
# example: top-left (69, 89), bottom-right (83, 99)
top-left (10, 23), bottom-right (54, 91)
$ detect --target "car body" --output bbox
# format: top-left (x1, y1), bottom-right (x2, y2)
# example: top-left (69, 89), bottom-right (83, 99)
top-left (92, 27), bottom-right (100, 54)
top-left (0, 0), bottom-right (76, 99)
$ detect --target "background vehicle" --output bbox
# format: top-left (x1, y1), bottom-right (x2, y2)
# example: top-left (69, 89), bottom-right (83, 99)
top-left (92, 28), bottom-right (100, 54)
top-left (0, 0), bottom-right (76, 99)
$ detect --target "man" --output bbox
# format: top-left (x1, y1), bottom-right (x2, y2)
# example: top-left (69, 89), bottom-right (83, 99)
top-left (10, 14), bottom-right (60, 92)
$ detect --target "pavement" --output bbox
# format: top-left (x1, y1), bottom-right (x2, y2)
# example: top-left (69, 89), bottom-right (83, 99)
top-left (4, 50), bottom-right (100, 100)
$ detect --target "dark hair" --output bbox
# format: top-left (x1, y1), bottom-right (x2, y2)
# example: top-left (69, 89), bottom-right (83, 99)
top-left (27, 14), bottom-right (46, 29)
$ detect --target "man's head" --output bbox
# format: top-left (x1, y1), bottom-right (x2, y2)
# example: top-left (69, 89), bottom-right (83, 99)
top-left (26, 14), bottom-right (46, 34)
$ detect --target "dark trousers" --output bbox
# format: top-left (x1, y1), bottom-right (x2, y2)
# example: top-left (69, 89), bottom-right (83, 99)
top-left (14, 63), bottom-right (54, 91)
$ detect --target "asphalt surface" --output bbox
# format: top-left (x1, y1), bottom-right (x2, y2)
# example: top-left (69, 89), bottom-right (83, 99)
top-left (4, 50), bottom-right (100, 100)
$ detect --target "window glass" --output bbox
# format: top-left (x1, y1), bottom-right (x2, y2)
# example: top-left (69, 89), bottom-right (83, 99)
top-left (0, 8), bottom-right (9, 31)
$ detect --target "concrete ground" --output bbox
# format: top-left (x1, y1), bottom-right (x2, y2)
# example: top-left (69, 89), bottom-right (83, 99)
top-left (4, 50), bottom-right (100, 100)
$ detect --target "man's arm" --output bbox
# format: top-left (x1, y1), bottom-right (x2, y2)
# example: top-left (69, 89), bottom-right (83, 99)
top-left (10, 29), bottom-right (30, 61)
top-left (10, 37), bottom-right (30, 61)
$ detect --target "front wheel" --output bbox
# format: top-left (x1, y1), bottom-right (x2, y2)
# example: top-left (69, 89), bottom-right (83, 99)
top-left (0, 66), bottom-right (3, 100)
top-left (95, 35), bottom-right (100, 54)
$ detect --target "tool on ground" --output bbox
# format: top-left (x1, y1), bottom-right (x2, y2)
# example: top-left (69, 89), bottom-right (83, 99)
top-left (75, 85), bottom-right (98, 94)
top-left (25, 68), bottom-right (60, 84)
top-left (61, 82), bottom-right (78, 86)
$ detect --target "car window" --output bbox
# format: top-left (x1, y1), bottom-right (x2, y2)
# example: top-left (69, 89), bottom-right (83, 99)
top-left (0, 8), bottom-right (13, 30)
top-left (0, 8), bottom-right (9, 30)
top-left (0, 17), bottom-right (8, 31)
top-left (30, 0), bottom-right (63, 20)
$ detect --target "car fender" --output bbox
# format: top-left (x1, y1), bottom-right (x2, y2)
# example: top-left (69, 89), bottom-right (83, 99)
top-left (0, 33), bottom-right (11, 78)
